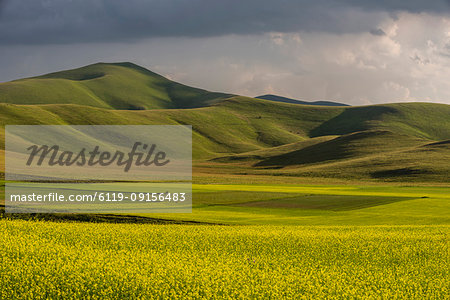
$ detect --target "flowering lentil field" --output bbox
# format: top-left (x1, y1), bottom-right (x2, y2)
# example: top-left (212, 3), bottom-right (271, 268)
top-left (0, 220), bottom-right (448, 299)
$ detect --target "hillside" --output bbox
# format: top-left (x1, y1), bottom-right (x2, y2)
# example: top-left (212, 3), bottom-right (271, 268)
top-left (0, 62), bottom-right (230, 109)
top-left (256, 94), bottom-right (349, 106)
top-left (1, 98), bottom-right (449, 181)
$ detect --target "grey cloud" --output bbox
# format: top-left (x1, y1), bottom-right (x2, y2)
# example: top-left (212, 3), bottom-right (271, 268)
top-left (343, 0), bottom-right (450, 13)
top-left (439, 43), bottom-right (450, 57)
top-left (0, 0), bottom-right (7, 14)
top-left (0, 0), bottom-right (449, 45)
top-left (369, 28), bottom-right (386, 36)
top-left (410, 54), bottom-right (430, 64)
top-left (1, 15), bottom-right (450, 104)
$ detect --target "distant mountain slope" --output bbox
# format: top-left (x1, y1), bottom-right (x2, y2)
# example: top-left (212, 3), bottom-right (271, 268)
top-left (309, 102), bottom-right (450, 140)
top-left (220, 97), bottom-right (450, 141)
top-left (0, 97), bottom-right (449, 157)
top-left (0, 97), bottom-right (449, 181)
top-left (256, 94), bottom-right (349, 106)
top-left (254, 130), bottom-right (427, 167)
top-left (0, 62), bottom-right (230, 109)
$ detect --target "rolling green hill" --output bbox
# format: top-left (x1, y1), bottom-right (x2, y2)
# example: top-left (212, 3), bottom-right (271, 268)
top-left (256, 94), bottom-right (349, 106)
top-left (0, 62), bottom-right (230, 109)
top-left (0, 63), bottom-right (449, 182)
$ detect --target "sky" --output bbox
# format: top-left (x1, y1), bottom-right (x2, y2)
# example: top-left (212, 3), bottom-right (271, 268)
top-left (1, 0), bottom-right (450, 105)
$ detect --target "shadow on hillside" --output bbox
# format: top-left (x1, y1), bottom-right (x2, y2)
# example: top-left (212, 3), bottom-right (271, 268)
top-left (255, 130), bottom-right (392, 167)
top-left (371, 167), bottom-right (431, 178)
top-left (254, 137), bottom-right (350, 167)
top-left (310, 106), bottom-right (398, 137)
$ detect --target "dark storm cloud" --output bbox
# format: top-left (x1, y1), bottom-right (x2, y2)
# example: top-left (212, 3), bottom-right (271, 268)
top-left (369, 28), bottom-right (386, 36)
top-left (343, 0), bottom-right (450, 13)
top-left (0, 0), bottom-right (7, 14)
top-left (0, 0), bottom-right (449, 45)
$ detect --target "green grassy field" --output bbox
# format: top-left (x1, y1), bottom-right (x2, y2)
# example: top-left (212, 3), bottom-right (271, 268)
top-left (3, 182), bottom-right (449, 225)
top-left (142, 184), bottom-right (449, 225)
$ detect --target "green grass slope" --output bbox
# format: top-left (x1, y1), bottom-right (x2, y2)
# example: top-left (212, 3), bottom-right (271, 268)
top-left (256, 94), bottom-right (349, 106)
top-left (265, 139), bottom-right (450, 182)
top-left (0, 98), bottom-right (449, 159)
top-left (0, 62), bottom-right (230, 109)
top-left (310, 102), bottom-right (450, 140)
top-left (1, 98), bottom-right (449, 182)
top-left (254, 130), bottom-right (428, 167)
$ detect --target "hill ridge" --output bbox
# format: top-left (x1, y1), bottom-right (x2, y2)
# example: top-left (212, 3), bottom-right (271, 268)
top-left (256, 94), bottom-right (349, 107)
top-left (0, 62), bottom-right (231, 110)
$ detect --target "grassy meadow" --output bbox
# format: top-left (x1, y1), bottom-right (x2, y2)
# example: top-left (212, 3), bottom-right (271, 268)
top-left (0, 62), bottom-right (449, 298)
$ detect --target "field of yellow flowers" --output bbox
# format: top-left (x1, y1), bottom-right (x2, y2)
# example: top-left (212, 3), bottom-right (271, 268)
top-left (0, 220), bottom-right (448, 299)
